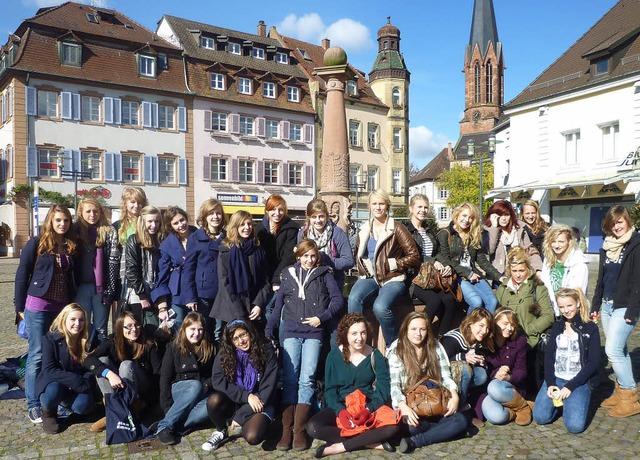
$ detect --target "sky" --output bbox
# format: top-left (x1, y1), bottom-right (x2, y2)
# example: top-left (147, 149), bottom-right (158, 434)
top-left (4, 0), bottom-right (620, 168)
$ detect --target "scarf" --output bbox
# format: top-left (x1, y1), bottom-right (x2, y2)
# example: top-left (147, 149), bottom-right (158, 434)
top-left (603, 229), bottom-right (634, 261)
top-left (228, 239), bottom-right (266, 299)
top-left (90, 227), bottom-right (105, 295)
top-left (235, 348), bottom-right (258, 393)
top-left (308, 223), bottom-right (333, 255)
top-left (499, 226), bottom-right (519, 249)
top-left (289, 264), bottom-right (316, 301)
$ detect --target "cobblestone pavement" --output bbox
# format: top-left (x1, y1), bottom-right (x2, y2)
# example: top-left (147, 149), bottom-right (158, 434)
top-left (0, 257), bottom-right (638, 459)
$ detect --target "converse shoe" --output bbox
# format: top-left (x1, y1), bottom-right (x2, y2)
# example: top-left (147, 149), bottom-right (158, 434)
top-left (201, 429), bottom-right (228, 451)
top-left (57, 405), bottom-right (73, 419)
top-left (28, 407), bottom-right (43, 424)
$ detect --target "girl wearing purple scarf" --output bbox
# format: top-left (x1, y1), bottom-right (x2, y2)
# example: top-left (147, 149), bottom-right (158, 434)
top-left (74, 198), bottom-right (119, 342)
top-left (203, 319), bottom-right (278, 451)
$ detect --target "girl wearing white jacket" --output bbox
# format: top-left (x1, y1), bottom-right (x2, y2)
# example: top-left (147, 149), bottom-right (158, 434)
top-left (540, 224), bottom-right (589, 316)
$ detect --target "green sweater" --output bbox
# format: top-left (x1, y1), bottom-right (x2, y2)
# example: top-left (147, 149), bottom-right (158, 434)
top-left (324, 348), bottom-right (391, 414)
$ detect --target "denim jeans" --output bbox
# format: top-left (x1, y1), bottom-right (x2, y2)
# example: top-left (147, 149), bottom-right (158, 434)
top-left (24, 308), bottom-right (58, 409)
top-left (459, 365), bottom-right (487, 407)
top-left (533, 378), bottom-right (591, 434)
top-left (157, 380), bottom-right (211, 434)
top-left (601, 300), bottom-right (637, 390)
top-left (348, 278), bottom-right (408, 345)
top-left (96, 359), bottom-right (152, 396)
top-left (481, 379), bottom-right (516, 424)
top-left (281, 337), bottom-right (322, 405)
top-left (460, 280), bottom-right (498, 314)
top-left (39, 381), bottom-right (94, 414)
top-left (75, 283), bottom-right (110, 342)
top-left (404, 412), bottom-right (467, 447)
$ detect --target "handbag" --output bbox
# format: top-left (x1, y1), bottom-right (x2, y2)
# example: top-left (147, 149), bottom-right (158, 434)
top-left (404, 378), bottom-right (451, 418)
top-left (412, 262), bottom-right (463, 302)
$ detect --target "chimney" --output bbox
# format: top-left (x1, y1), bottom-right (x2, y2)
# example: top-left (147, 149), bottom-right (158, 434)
top-left (447, 142), bottom-right (454, 161)
top-left (257, 20), bottom-right (266, 37)
top-left (321, 38), bottom-right (331, 50)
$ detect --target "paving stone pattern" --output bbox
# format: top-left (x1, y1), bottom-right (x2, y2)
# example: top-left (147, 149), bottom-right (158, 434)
top-left (1, 257), bottom-right (638, 459)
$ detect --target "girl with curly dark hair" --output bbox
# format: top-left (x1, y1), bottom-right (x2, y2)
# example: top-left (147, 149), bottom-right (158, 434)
top-left (202, 319), bottom-right (277, 451)
top-left (307, 313), bottom-right (399, 457)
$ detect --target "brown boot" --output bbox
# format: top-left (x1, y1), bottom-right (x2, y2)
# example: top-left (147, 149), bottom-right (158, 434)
top-left (90, 416), bottom-right (107, 433)
top-left (42, 408), bottom-right (60, 434)
top-left (601, 380), bottom-right (621, 408)
top-left (292, 404), bottom-right (312, 451)
top-left (608, 388), bottom-right (640, 418)
top-left (276, 405), bottom-right (295, 451)
top-left (502, 391), bottom-right (532, 426)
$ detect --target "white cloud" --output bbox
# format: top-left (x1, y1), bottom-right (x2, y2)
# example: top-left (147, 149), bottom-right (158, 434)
top-left (409, 125), bottom-right (452, 167)
top-left (277, 13), bottom-right (374, 54)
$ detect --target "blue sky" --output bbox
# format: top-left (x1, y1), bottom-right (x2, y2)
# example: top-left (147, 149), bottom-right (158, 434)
top-left (5, 0), bottom-right (619, 167)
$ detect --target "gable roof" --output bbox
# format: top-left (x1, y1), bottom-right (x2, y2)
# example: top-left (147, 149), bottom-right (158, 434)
top-left (508, 0), bottom-right (640, 108)
top-left (410, 148), bottom-right (451, 185)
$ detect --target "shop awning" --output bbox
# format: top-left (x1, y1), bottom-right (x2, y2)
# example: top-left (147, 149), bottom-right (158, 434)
top-left (223, 205), bottom-right (265, 215)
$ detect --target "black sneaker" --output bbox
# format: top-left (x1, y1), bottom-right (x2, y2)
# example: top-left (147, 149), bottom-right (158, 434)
top-left (201, 429), bottom-right (227, 451)
top-left (28, 407), bottom-right (43, 424)
top-left (399, 438), bottom-right (415, 454)
top-left (157, 428), bottom-right (179, 445)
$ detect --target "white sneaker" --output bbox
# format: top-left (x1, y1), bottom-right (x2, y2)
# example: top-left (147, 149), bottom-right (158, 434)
top-left (202, 429), bottom-right (228, 452)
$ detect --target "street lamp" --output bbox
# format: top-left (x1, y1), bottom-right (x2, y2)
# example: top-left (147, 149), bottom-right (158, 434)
top-left (57, 154), bottom-right (93, 212)
top-left (468, 133), bottom-right (496, 213)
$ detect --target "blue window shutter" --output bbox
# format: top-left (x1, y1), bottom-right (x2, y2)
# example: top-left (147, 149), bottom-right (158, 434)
top-left (304, 124), bottom-right (314, 144)
top-left (281, 121), bottom-right (290, 141)
top-left (113, 98), bottom-right (122, 124)
top-left (231, 158), bottom-right (239, 182)
top-left (61, 92), bottom-right (72, 119)
top-left (177, 106), bottom-right (187, 132)
top-left (152, 103), bottom-right (158, 129)
top-left (142, 101), bottom-right (151, 128)
top-left (72, 93), bottom-right (81, 120)
top-left (256, 117), bottom-right (265, 137)
top-left (114, 153), bottom-right (122, 182)
top-left (178, 158), bottom-right (187, 185)
top-left (103, 97), bottom-right (113, 124)
top-left (27, 146), bottom-right (38, 178)
top-left (26, 87), bottom-right (37, 116)
top-left (203, 156), bottom-right (211, 181)
top-left (72, 149), bottom-right (81, 173)
top-left (152, 156), bottom-right (159, 184)
top-left (0, 150), bottom-right (6, 183)
top-left (305, 165), bottom-right (313, 187)
top-left (104, 152), bottom-right (114, 181)
top-left (204, 110), bottom-right (212, 131)
top-left (143, 156), bottom-right (152, 183)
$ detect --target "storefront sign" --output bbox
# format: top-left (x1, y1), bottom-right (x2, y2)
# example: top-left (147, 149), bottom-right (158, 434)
top-left (618, 147), bottom-right (640, 170)
top-left (217, 194), bottom-right (259, 203)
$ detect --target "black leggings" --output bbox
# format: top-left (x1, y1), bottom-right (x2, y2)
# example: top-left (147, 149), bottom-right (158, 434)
top-left (412, 287), bottom-right (456, 334)
top-left (306, 409), bottom-right (399, 451)
top-left (206, 391), bottom-right (270, 446)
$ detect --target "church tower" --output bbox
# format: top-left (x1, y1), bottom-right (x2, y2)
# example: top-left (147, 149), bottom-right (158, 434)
top-left (460, 0), bottom-right (504, 135)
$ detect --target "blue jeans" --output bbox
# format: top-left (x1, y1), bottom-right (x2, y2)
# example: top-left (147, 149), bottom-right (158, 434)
top-left (96, 359), bottom-right (152, 396)
top-left (481, 379), bottom-right (517, 424)
top-left (459, 365), bottom-right (487, 407)
top-left (75, 283), bottom-right (110, 342)
top-left (282, 337), bottom-right (322, 405)
top-left (157, 380), bottom-right (211, 434)
top-left (460, 280), bottom-right (498, 314)
top-left (348, 278), bottom-right (408, 345)
top-left (39, 381), bottom-right (93, 415)
top-left (405, 412), bottom-right (467, 447)
top-left (601, 300), bottom-right (637, 390)
top-left (533, 379), bottom-right (591, 434)
top-left (24, 308), bottom-right (58, 409)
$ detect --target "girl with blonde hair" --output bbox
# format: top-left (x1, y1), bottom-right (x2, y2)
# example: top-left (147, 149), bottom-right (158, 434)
top-left (519, 199), bottom-right (548, 255)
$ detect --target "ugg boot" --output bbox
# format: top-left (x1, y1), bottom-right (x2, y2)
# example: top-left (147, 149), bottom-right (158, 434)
top-left (41, 408), bottom-right (60, 434)
top-left (90, 416), bottom-right (107, 432)
top-left (601, 380), bottom-right (621, 408)
top-left (292, 404), bottom-right (312, 451)
top-left (502, 391), bottom-right (532, 426)
top-left (607, 388), bottom-right (640, 418)
top-left (276, 405), bottom-right (295, 451)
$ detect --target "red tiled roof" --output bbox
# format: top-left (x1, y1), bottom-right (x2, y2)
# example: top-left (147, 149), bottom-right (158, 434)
top-left (410, 148), bottom-right (451, 184)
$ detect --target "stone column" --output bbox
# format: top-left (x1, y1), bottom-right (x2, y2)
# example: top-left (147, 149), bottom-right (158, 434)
top-left (314, 47), bottom-right (355, 233)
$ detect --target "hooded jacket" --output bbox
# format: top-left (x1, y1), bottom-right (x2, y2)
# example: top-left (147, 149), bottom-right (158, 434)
top-left (540, 247), bottom-right (589, 316)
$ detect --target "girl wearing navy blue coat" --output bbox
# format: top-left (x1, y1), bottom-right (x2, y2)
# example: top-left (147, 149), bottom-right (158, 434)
top-left (36, 303), bottom-right (95, 433)
top-left (153, 206), bottom-right (197, 329)
top-left (15, 204), bottom-right (77, 425)
top-left (183, 199), bottom-right (226, 340)
top-left (266, 239), bottom-right (344, 451)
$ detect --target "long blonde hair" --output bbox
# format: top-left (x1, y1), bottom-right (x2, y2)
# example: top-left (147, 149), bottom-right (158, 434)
top-left (75, 197), bottom-right (111, 247)
top-left (224, 210), bottom-right (258, 247)
top-left (520, 200), bottom-right (548, 235)
top-left (542, 224), bottom-right (575, 267)
top-left (135, 206), bottom-right (162, 249)
top-left (555, 287), bottom-right (591, 323)
top-left (49, 303), bottom-right (89, 363)
top-left (452, 202), bottom-right (482, 248)
top-left (118, 187), bottom-right (148, 244)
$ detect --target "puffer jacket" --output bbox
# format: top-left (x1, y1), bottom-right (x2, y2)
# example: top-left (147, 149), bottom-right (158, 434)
top-left (437, 221), bottom-right (503, 282)
top-left (496, 274), bottom-right (555, 348)
top-left (482, 219), bottom-right (543, 274)
top-left (355, 218), bottom-right (420, 285)
top-left (540, 247), bottom-right (589, 316)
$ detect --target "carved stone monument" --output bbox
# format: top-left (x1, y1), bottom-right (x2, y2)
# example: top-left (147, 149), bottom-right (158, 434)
top-left (314, 47), bottom-right (355, 233)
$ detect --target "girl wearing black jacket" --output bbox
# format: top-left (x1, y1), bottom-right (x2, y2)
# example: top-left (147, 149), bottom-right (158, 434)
top-left (202, 319), bottom-right (278, 451)
top-left (155, 312), bottom-right (216, 445)
top-left (36, 303), bottom-right (95, 433)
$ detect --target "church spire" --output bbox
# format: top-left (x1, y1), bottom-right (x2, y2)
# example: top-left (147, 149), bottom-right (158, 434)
top-left (467, 0), bottom-right (501, 62)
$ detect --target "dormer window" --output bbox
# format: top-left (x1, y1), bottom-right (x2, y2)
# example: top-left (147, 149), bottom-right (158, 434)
top-left (263, 82), bottom-right (276, 98)
top-left (595, 57), bottom-right (609, 75)
top-left (201, 37), bottom-right (215, 49)
top-left (228, 42), bottom-right (241, 55)
top-left (211, 73), bottom-right (225, 90)
top-left (60, 42), bottom-right (81, 67)
top-left (158, 53), bottom-right (168, 71)
top-left (138, 54), bottom-right (156, 77)
top-left (238, 77), bottom-right (252, 94)
top-left (252, 48), bottom-right (265, 60)
top-left (298, 48), bottom-right (311, 60)
top-left (287, 86), bottom-right (299, 102)
top-left (347, 80), bottom-right (358, 97)
top-left (276, 52), bottom-right (288, 64)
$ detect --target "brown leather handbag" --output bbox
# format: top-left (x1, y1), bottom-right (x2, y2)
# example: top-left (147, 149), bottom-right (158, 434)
top-left (404, 378), bottom-right (451, 418)
top-left (412, 262), bottom-right (463, 302)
